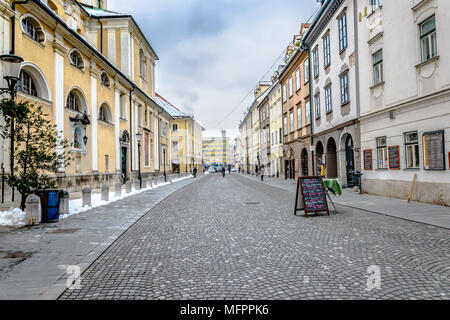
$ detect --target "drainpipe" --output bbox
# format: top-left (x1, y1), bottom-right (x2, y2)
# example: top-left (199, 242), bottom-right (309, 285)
top-left (10, 1), bottom-right (30, 54)
top-left (302, 42), bottom-right (315, 175)
top-left (97, 17), bottom-right (103, 54)
top-left (129, 85), bottom-right (136, 179)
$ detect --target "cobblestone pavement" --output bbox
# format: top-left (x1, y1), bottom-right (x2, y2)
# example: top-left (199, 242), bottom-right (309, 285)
top-left (60, 174), bottom-right (450, 300)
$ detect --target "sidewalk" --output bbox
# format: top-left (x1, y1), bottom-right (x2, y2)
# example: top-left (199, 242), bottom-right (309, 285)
top-left (238, 173), bottom-right (450, 229)
top-left (0, 175), bottom-right (201, 300)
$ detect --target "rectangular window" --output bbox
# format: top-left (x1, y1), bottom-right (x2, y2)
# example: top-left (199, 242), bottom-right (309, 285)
top-left (138, 105), bottom-right (143, 127)
top-left (377, 136), bottom-right (388, 169)
top-left (305, 100), bottom-right (311, 125)
top-left (144, 132), bottom-right (150, 167)
top-left (340, 71), bottom-right (349, 105)
top-left (304, 59), bottom-right (310, 84)
top-left (405, 132), bottom-right (420, 169)
top-left (173, 124), bottom-right (178, 133)
top-left (297, 106), bottom-right (302, 129)
top-left (420, 16), bottom-right (437, 62)
top-left (323, 34), bottom-right (330, 68)
top-left (279, 128), bottom-right (282, 143)
top-left (313, 48), bottom-right (319, 78)
top-left (373, 50), bottom-right (383, 85)
top-left (325, 85), bottom-right (332, 113)
top-left (423, 131), bottom-right (445, 170)
top-left (289, 112), bottom-right (294, 133)
top-left (120, 94), bottom-right (127, 120)
top-left (283, 117), bottom-right (288, 135)
top-left (371, 0), bottom-right (382, 12)
top-left (295, 69), bottom-right (301, 91)
top-left (289, 77), bottom-right (293, 97)
top-left (314, 93), bottom-right (321, 119)
top-left (282, 85), bottom-right (287, 102)
top-left (338, 13), bottom-right (347, 52)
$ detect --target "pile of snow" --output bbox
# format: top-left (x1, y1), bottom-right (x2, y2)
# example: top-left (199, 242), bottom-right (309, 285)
top-left (0, 175), bottom-right (194, 226)
top-left (0, 208), bottom-right (26, 227)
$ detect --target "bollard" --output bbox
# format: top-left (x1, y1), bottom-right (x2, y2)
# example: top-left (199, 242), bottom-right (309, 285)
top-left (58, 190), bottom-right (70, 216)
top-left (101, 184), bottom-right (109, 202)
top-left (82, 187), bottom-right (92, 207)
top-left (25, 194), bottom-right (41, 226)
top-left (142, 179), bottom-right (147, 189)
top-left (126, 181), bottom-right (132, 193)
top-left (114, 183), bottom-right (122, 197)
top-left (135, 180), bottom-right (141, 191)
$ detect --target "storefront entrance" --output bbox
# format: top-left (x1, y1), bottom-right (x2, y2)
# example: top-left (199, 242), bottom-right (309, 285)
top-left (345, 135), bottom-right (355, 187)
top-left (285, 160), bottom-right (295, 180)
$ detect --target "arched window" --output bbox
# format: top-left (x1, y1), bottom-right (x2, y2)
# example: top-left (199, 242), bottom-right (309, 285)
top-left (70, 50), bottom-right (84, 70)
top-left (100, 72), bottom-right (110, 87)
top-left (139, 49), bottom-right (146, 79)
top-left (21, 16), bottom-right (44, 43)
top-left (67, 91), bottom-right (81, 112)
top-left (99, 104), bottom-right (113, 124)
top-left (17, 70), bottom-right (37, 97)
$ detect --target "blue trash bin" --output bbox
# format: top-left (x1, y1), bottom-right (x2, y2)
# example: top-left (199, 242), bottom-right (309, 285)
top-left (36, 190), bottom-right (60, 223)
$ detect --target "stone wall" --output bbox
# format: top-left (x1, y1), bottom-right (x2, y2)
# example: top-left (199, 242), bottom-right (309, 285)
top-left (363, 179), bottom-right (450, 207)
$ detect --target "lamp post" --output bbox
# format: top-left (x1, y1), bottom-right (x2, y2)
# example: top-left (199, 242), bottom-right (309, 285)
top-left (0, 54), bottom-right (24, 203)
top-left (163, 148), bottom-right (166, 182)
top-left (136, 132), bottom-right (143, 189)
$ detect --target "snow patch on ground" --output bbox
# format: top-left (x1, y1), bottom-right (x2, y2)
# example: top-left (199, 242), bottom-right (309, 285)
top-left (0, 175), bottom-right (193, 226)
top-left (0, 208), bottom-right (26, 227)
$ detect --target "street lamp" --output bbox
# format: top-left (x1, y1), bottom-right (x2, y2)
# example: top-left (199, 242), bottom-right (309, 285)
top-left (136, 132), bottom-right (143, 189)
top-left (0, 54), bottom-right (24, 203)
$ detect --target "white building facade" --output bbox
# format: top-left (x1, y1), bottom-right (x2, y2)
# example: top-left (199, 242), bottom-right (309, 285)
top-left (357, 0), bottom-right (450, 206)
top-left (303, 0), bottom-right (361, 187)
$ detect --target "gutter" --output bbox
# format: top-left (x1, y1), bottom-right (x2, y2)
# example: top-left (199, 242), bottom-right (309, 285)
top-left (97, 17), bottom-right (103, 54)
top-left (10, 1), bottom-right (30, 54)
top-left (129, 84), bottom-right (136, 174)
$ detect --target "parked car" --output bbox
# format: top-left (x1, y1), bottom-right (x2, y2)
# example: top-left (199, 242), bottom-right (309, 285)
top-left (208, 167), bottom-right (217, 173)
top-left (231, 167), bottom-right (237, 173)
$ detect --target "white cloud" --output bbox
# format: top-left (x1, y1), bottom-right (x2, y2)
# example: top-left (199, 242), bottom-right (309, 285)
top-left (109, 0), bottom-right (317, 132)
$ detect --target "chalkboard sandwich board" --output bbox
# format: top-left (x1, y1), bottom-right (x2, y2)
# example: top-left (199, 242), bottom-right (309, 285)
top-left (388, 146), bottom-right (401, 170)
top-left (294, 176), bottom-right (330, 217)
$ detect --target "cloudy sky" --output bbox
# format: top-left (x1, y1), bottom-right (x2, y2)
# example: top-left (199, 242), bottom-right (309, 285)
top-left (109, 0), bottom-right (318, 138)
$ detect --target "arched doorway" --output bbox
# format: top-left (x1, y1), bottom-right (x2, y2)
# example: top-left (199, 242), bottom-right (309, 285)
top-left (345, 135), bottom-right (355, 187)
top-left (301, 148), bottom-right (308, 176)
top-left (326, 138), bottom-right (338, 179)
top-left (316, 141), bottom-right (324, 176)
top-left (120, 130), bottom-right (130, 184)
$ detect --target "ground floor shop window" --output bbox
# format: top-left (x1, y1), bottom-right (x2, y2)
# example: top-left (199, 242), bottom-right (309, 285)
top-left (144, 132), bottom-right (150, 167)
top-left (423, 131), bottom-right (445, 170)
top-left (377, 136), bottom-right (388, 169)
top-left (405, 131), bottom-right (420, 169)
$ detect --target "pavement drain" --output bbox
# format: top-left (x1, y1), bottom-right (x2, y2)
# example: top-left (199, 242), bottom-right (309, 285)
top-left (49, 229), bottom-right (80, 234)
top-left (244, 202), bottom-right (261, 205)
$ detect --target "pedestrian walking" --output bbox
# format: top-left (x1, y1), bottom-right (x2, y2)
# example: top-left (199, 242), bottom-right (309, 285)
top-left (261, 166), bottom-right (265, 181)
top-left (255, 165), bottom-right (259, 177)
top-left (221, 166), bottom-right (226, 178)
top-left (193, 167), bottom-right (198, 178)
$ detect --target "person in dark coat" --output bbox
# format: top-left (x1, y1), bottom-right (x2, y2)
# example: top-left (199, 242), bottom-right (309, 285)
top-left (221, 166), bottom-right (226, 178)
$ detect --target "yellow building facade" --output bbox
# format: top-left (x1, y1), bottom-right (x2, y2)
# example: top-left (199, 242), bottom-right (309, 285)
top-left (155, 93), bottom-right (203, 174)
top-left (0, 0), bottom-right (173, 192)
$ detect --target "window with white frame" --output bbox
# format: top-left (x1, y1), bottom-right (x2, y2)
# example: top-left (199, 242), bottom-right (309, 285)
top-left (304, 59), bottom-right (310, 84)
top-left (420, 16), bottom-right (437, 62)
top-left (338, 13), bottom-right (347, 52)
top-left (70, 50), bottom-right (84, 70)
top-left (323, 33), bottom-right (331, 68)
top-left (314, 93), bottom-right (321, 119)
top-left (405, 132), bottom-right (420, 169)
top-left (139, 49), bottom-right (147, 79)
top-left (138, 105), bottom-right (143, 127)
top-left (18, 70), bottom-right (37, 97)
top-left (289, 77), bottom-right (293, 97)
top-left (289, 112), bottom-right (294, 133)
top-left (325, 85), bottom-right (332, 113)
top-left (282, 84), bottom-right (287, 102)
top-left (377, 136), bottom-right (388, 169)
top-left (295, 69), bottom-right (301, 91)
top-left (67, 91), bottom-right (81, 112)
top-left (373, 50), bottom-right (383, 85)
top-left (120, 94), bottom-right (127, 120)
top-left (305, 100), bottom-right (311, 125)
top-left (283, 116), bottom-right (288, 135)
top-left (21, 17), bottom-right (44, 43)
top-left (297, 106), bottom-right (302, 129)
top-left (313, 47), bottom-right (319, 78)
top-left (340, 71), bottom-right (349, 105)
top-left (371, 0), bottom-right (382, 12)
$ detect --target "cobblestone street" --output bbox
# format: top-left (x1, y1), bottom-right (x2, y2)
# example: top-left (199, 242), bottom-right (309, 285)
top-left (60, 174), bottom-right (450, 300)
